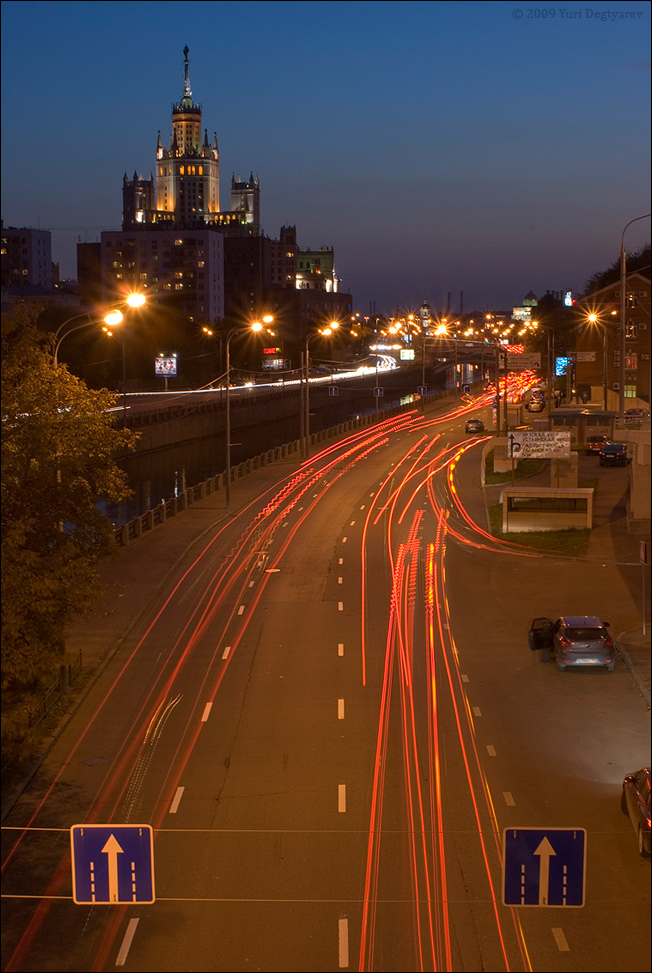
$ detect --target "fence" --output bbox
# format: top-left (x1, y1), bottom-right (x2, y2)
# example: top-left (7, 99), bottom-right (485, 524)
top-left (114, 392), bottom-right (449, 546)
top-left (28, 650), bottom-right (84, 728)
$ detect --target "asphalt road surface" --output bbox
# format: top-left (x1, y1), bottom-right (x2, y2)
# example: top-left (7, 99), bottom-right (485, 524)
top-left (1, 400), bottom-right (649, 972)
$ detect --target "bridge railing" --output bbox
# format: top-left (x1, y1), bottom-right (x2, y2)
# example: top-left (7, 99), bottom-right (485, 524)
top-left (114, 390), bottom-right (452, 546)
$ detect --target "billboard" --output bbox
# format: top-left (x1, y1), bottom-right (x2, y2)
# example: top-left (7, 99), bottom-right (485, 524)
top-left (155, 356), bottom-right (177, 376)
top-left (508, 431), bottom-right (571, 459)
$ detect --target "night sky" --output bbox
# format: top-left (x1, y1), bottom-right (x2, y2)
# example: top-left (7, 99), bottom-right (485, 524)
top-left (1, 0), bottom-right (650, 316)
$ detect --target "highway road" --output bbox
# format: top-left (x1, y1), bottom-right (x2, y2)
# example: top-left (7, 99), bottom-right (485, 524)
top-left (1, 397), bottom-right (649, 972)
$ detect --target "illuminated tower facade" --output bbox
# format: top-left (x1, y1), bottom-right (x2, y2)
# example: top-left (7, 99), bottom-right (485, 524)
top-left (155, 45), bottom-right (220, 224)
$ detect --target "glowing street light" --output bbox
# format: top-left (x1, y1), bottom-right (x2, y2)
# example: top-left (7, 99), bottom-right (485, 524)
top-left (52, 294), bottom-right (146, 366)
top-left (302, 326), bottom-right (337, 459)
top-left (225, 320), bottom-right (266, 509)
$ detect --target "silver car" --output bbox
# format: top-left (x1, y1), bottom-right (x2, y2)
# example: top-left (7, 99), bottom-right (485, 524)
top-left (528, 615), bottom-right (615, 671)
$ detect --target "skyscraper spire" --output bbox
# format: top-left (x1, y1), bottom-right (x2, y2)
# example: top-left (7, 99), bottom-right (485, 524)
top-left (183, 45), bottom-right (192, 101)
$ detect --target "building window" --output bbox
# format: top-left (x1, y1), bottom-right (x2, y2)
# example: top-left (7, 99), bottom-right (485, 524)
top-left (624, 384), bottom-right (637, 398)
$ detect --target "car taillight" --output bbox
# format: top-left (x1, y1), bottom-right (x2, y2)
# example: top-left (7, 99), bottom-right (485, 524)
top-left (605, 637), bottom-right (613, 647)
top-left (559, 636), bottom-right (571, 647)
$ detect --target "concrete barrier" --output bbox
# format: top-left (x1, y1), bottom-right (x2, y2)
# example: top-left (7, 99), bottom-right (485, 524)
top-left (113, 390), bottom-right (463, 546)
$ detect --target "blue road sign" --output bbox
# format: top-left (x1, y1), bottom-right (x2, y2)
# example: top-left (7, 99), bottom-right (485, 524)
top-left (417, 385), bottom-right (427, 396)
top-left (328, 385), bottom-right (339, 396)
top-left (374, 387), bottom-right (384, 397)
top-left (503, 827), bottom-right (586, 907)
top-left (463, 384), bottom-right (471, 394)
top-left (70, 824), bottom-right (155, 904)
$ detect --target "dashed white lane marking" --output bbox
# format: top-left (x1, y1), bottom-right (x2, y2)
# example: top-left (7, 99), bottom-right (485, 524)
top-left (115, 917), bottom-right (140, 966)
top-left (169, 786), bottom-right (185, 814)
top-left (552, 928), bottom-right (570, 952)
top-left (249, 580), bottom-right (254, 587)
top-left (222, 645), bottom-right (231, 659)
top-left (338, 643), bottom-right (344, 656)
top-left (360, 505), bottom-right (365, 509)
top-left (201, 702), bottom-right (212, 722)
top-left (350, 520), bottom-right (355, 525)
top-left (486, 745), bottom-right (497, 757)
top-left (503, 792), bottom-right (515, 806)
top-left (339, 557), bottom-right (343, 564)
top-left (338, 577), bottom-right (343, 584)
top-left (473, 706), bottom-right (481, 716)
top-left (238, 605), bottom-right (245, 615)
top-left (338, 917), bottom-right (349, 968)
top-left (338, 698), bottom-right (345, 720)
top-left (342, 536), bottom-right (347, 543)
top-left (338, 784), bottom-right (346, 812)
top-left (461, 674), bottom-right (469, 683)
top-left (338, 602), bottom-right (344, 611)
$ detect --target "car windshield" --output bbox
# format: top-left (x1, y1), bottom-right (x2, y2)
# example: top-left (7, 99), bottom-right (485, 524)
top-left (566, 627), bottom-right (605, 640)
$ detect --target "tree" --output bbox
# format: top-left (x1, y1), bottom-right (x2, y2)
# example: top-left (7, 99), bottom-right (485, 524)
top-left (1, 304), bottom-right (137, 695)
top-left (582, 244), bottom-right (651, 295)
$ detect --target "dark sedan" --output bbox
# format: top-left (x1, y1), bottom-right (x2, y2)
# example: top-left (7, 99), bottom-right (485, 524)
top-left (599, 442), bottom-right (628, 466)
top-left (621, 768), bottom-right (651, 858)
top-left (465, 418), bottom-right (485, 434)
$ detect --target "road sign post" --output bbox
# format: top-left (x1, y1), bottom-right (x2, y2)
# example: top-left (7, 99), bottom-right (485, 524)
top-left (71, 824), bottom-right (155, 904)
top-left (503, 827), bottom-right (586, 907)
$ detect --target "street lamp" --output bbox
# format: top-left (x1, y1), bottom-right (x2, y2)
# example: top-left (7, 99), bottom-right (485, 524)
top-left (225, 321), bottom-right (264, 509)
top-left (585, 312), bottom-right (612, 412)
top-left (53, 293), bottom-right (146, 368)
top-left (619, 214), bottom-right (651, 424)
top-left (302, 324), bottom-right (338, 459)
top-left (532, 322), bottom-right (556, 403)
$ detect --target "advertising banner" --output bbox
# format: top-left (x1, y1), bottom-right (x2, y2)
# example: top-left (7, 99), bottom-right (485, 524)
top-left (508, 430), bottom-right (571, 459)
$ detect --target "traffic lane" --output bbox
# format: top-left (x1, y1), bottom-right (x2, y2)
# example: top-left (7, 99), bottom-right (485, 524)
top-left (117, 527), bottom-right (378, 967)
top-left (443, 476), bottom-right (650, 969)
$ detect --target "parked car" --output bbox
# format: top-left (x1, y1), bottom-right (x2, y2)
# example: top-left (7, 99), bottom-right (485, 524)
top-left (599, 442), bottom-right (628, 466)
top-left (465, 417), bottom-right (485, 433)
top-left (526, 398), bottom-right (545, 413)
top-left (621, 768), bottom-right (651, 858)
top-left (528, 615), bottom-right (615, 670)
top-left (586, 435), bottom-right (612, 455)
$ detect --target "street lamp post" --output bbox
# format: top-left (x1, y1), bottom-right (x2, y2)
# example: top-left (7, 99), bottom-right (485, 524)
top-left (303, 324), bottom-right (337, 459)
top-left (586, 314), bottom-right (609, 412)
top-left (619, 214), bottom-right (651, 424)
top-left (224, 321), bottom-right (264, 509)
top-left (54, 295), bottom-right (146, 421)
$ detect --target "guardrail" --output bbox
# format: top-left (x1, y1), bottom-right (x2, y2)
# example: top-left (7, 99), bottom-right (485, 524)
top-left (114, 391), bottom-right (451, 546)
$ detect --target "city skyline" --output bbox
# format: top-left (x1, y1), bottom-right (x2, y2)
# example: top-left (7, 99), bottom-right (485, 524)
top-left (1, 0), bottom-right (650, 315)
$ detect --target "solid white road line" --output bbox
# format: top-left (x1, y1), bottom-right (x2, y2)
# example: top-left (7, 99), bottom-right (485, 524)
top-left (169, 786), bottom-right (185, 814)
top-left (552, 928), bottom-right (570, 951)
top-left (115, 917), bottom-right (140, 966)
top-left (338, 917), bottom-right (349, 968)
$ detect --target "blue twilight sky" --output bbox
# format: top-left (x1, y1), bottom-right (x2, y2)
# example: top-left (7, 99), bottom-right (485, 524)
top-left (1, 0), bottom-right (650, 316)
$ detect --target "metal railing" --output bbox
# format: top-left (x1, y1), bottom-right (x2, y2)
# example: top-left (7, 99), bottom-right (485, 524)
top-left (114, 391), bottom-right (451, 546)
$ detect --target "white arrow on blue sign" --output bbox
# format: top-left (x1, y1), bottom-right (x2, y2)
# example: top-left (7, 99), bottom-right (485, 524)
top-left (70, 824), bottom-right (155, 904)
top-left (502, 827), bottom-right (586, 907)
